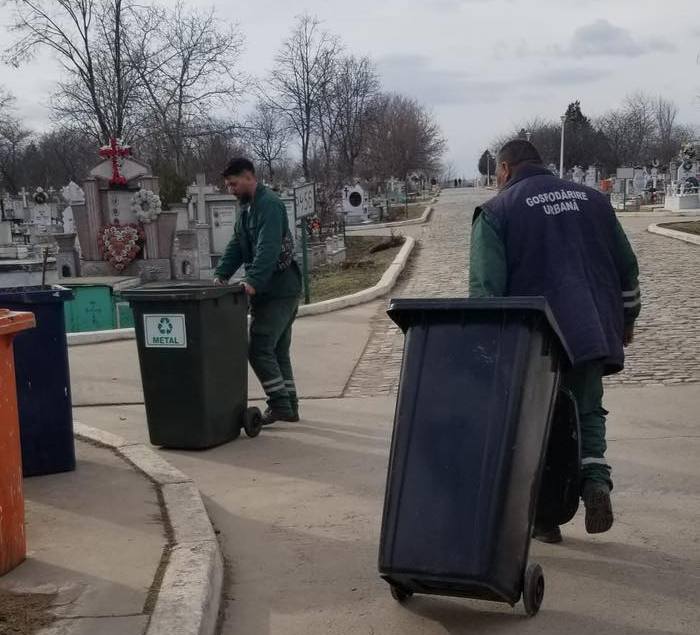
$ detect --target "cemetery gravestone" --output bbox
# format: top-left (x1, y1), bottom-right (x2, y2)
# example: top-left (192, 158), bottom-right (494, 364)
top-left (585, 166), bottom-right (598, 189)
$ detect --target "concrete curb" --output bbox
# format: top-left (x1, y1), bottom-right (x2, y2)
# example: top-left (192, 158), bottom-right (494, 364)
top-left (615, 211), bottom-right (700, 218)
top-left (68, 327), bottom-right (135, 346)
top-left (345, 203), bottom-right (434, 232)
top-left (73, 423), bottom-right (223, 635)
top-left (647, 223), bottom-right (700, 246)
top-left (297, 235), bottom-right (416, 318)
top-left (66, 232), bottom-right (418, 344)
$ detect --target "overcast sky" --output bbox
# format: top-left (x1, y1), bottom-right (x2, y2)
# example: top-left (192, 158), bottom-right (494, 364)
top-left (1, 0), bottom-right (699, 177)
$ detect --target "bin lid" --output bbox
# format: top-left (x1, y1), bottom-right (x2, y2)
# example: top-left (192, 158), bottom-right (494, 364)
top-left (0, 309), bottom-right (36, 336)
top-left (0, 285), bottom-right (74, 304)
top-left (387, 296), bottom-right (572, 364)
top-left (120, 282), bottom-right (245, 302)
top-left (59, 276), bottom-right (140, 289)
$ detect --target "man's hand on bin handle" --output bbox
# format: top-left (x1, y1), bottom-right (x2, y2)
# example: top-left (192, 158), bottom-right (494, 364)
top-left (213, 277), bottom-right (255, 296)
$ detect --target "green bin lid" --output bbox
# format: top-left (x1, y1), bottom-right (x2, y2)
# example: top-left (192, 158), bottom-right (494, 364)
top-left (120, 282), bottom-right (245, 302)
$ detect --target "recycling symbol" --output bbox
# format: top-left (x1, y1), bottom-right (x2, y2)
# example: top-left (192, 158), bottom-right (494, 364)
top-left (158, 317), bottom-right (173, 335)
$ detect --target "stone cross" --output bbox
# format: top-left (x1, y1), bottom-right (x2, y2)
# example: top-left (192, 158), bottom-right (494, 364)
top-left (187, 173), bottom-right (216, 225)
top-left (19, 187), bottom-right (28, 208)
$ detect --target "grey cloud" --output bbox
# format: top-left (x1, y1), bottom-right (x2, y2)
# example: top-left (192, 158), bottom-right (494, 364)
top-left (376, 54), bottom-right (506, 105)
top-left (377, 53), bottom-right (614, 108)
top-left (570, 19), bottom-right (675, 57)
top-left (531, 66), bottom-right (611, 85)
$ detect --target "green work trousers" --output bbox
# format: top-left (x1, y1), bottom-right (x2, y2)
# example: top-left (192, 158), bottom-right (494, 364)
top-left (249, 296), bottom-right (299, 415)
top-left (561, 361), bottom-right (613, 490)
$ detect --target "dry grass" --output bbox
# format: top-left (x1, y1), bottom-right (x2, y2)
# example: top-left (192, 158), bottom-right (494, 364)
top-left (308, 236), bottom-right (405, 303)
top-left (659, 221), bottom-right (700, 236)
top-left (385, 203), bottom-right (427, 222)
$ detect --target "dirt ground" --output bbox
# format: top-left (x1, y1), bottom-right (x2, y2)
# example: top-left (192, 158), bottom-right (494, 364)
top-left (0, 589), bottom-right (57, 635)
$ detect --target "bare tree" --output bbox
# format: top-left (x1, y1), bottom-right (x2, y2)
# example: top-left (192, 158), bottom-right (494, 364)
top-left (4, 0), bottom-right (141, 142)
top-left (654, 96), bottom-right (681, 164)
top-left (243, 101), bottom-right (290, 183)
top-left (268, 14), bottom-right (340, 180)
top-left (126, 1), bottom-right (245, 176)
top-left (335, 55), bottom-right (380, 179)
top-left (621, 92), bottom-right (657, 164)
top-left (361, 93), bottom-right (445, 184)
top-left (0, 90), bottom-right (32, 192)
top-left (24, 127), bottom-right (96, 186)
top-left (314, 54), bottom-right (342, 182)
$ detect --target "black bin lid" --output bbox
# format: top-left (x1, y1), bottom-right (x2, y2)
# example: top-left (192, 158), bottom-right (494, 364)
top-left (0, 285), bottom-right (74, 303)
top-left (387, 296), bottom-right (572, 363)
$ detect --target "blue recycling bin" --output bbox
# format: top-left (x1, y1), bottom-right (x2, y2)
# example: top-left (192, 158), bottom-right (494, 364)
top-left (0, 286), bottom-right (76, 477)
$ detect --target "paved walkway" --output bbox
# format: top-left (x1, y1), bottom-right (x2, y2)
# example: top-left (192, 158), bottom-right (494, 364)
top-left (60, 188), bottom-right (700, 635)
top-left (346, 189), bottom-right (700, 397)
top-left (74, 387), bottom-right (700, 635)
top-left (0, 441), bottom-right (165, 635)
top-left (345, 188), bottom-right (478, 397)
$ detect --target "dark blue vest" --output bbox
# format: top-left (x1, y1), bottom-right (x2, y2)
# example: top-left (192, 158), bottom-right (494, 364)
top-left (482, 164), bottom-right (625, 373)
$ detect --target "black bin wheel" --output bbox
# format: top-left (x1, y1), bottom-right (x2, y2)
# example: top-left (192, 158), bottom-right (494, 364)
top-left (390, 584), bottom-right (413, 604)
top-left (243, 407), bottom-right (263, 438)
top-left (522, 562), bottom-right (545, 617)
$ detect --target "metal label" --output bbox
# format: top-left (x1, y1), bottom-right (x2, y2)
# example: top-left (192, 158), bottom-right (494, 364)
top-left (143, 314), bottom-right (187, 349)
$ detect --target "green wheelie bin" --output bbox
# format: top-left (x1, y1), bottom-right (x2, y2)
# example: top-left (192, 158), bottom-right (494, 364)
top-left (122, 283), bottom-right (262, 449)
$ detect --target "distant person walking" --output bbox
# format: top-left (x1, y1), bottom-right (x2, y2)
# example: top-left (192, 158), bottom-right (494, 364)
top-left (469, 140), bottom-right (641, 543)
top-left (214, 158), bottom-right (302, 425)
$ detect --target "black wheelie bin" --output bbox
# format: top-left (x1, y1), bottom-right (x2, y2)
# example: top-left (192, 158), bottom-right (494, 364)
top-left (122, 283), bottom-right (262, 449)
top-left (378, 297), bottom-right (573, 617)
top-left (0, 285), bottom-right (76, 477)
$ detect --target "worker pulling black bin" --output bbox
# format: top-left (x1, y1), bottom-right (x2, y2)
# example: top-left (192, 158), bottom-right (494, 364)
top-left (122, 283), bottom-right (262, 449)
top-left (0, 285), bottom-right (75, 477)
top-left (378, 297), bottom-right (574, 617)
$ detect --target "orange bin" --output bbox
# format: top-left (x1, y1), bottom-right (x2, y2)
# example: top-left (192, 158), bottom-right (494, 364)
top-left (0, 309), bottom-right (35, 575)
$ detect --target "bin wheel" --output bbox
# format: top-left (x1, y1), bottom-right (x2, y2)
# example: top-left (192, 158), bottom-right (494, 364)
top-left (390, 584), bottom-right (413, 604)
top-left (522, 562), bottom-right (545, 617)
top-left (244, 407), bottom-right (263, 438)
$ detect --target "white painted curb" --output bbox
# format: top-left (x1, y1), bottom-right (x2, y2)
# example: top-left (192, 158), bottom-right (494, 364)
top-left (68, 327), bottom-right (135, 346)
top-left (647, 223), bottom-right (700, 246)
top-left (297, 236), bottom-right (416, 318)
top-left (615, 210), bottom-right (700, 218)
top-left (345, 204), bottom-right (433, 232)
top-left (73, 423), bottom-right (223, 635)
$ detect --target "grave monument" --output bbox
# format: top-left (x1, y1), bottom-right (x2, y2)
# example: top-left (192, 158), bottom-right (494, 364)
top-left (665, 141), bottom-right (700, 211)
top-left (71, 138), bottom-right (178, 280)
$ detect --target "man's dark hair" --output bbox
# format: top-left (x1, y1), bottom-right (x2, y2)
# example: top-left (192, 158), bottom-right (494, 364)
top-left (497, 139), bottom-right (543, 168)
top-left (222, 157), bottom-right (256, 177)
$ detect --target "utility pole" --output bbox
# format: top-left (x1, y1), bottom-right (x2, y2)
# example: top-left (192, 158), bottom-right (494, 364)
top-left (559, 115), bottom-right (567, 178)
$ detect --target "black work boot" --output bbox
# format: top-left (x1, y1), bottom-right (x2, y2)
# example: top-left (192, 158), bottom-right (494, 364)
top-left (533, 525), bottom-right (563, 544)
top-left (582, 481), bottom-right (614, 534)
top-left (262, 407), bottom-right (300, 426)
